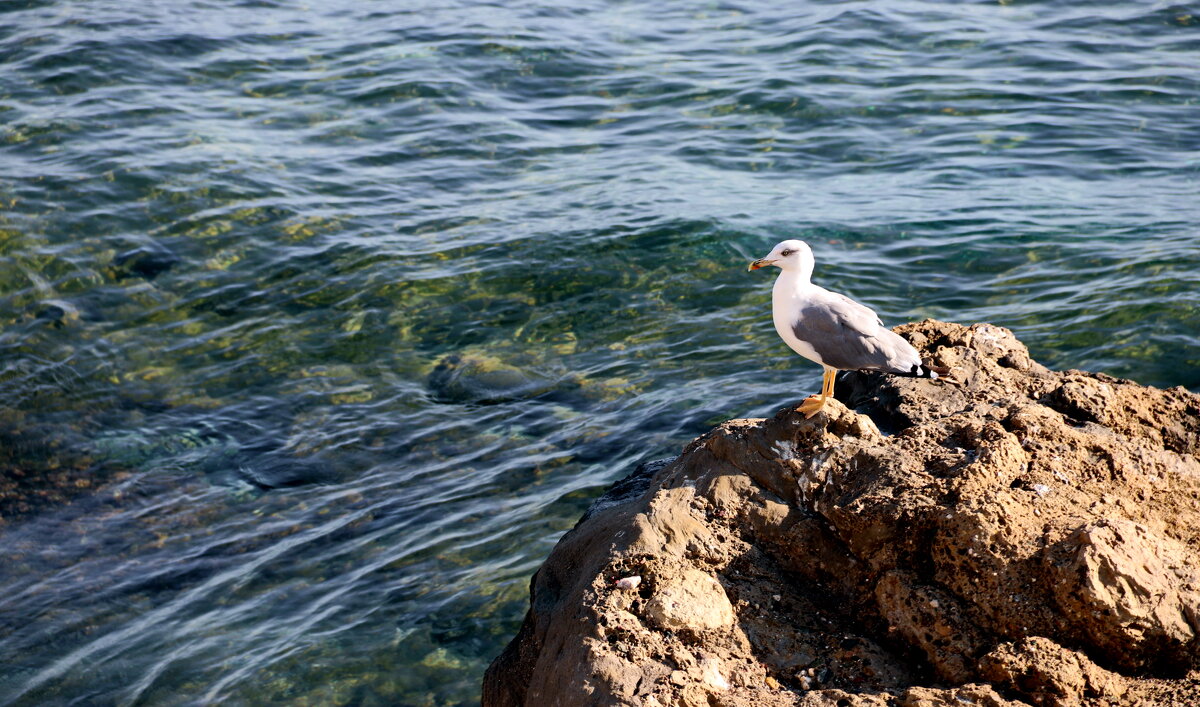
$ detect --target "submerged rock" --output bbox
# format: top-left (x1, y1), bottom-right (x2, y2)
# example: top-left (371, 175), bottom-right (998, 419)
top-left (484, 319), bottom-right (1200, 707)
top-left (427, 353), bottom-right (561, 405)
top-left (32, 298), bottom-right (82, 326)
top-left (114, 244), bottom-right (180, 280)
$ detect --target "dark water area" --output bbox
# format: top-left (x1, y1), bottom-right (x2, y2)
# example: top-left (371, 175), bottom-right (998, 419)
top-left (1, 0), bottom-right (1197, 704)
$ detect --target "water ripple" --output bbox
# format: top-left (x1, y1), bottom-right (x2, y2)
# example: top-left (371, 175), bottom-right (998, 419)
top-left (1, 0), bottom-right (1198, 704)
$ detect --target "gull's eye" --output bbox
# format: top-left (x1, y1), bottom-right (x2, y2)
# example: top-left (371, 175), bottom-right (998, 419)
top-left (780, 249), bottom-right (794, 257)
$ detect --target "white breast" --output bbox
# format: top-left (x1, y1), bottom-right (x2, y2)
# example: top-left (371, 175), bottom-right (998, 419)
top-left (771, 271), bottom-right (824, 366)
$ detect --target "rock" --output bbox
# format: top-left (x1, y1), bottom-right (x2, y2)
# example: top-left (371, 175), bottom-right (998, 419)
top-left (642, 567), bottom-right (735, 632)
top-left (897, 684), bottom-right (1022, 707)
top-left (114, 244), bottom-right (180, 280)
top-left (790, 685), bottom-right (1022, 707)
top-left (484, 320), bottom-right (1200, 707)
top-left (427, 353), bottom-right (559, 404)
top-left (874, 571), bottom-right (986, 683)
top-left (978, 636), bottom-right (1126, 707)
top-left (1044, 519), bottom-right (1200, 672)
top-left (614, 575), bottom-right (641, 591)
top-left (32, 298), bottom-right (82, 326)
top-left (698, 656), bottom-right (729, 691)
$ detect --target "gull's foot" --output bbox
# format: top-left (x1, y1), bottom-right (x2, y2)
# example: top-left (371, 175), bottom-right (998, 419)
top-left (796, 396), bottom-right (825, 419)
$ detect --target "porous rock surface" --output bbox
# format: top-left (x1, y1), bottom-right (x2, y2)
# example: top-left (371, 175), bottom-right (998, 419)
top-left (484, 320), bottom-right (1200, 707)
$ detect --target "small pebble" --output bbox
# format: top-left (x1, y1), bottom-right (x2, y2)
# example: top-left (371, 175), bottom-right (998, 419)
top-left (614, 575), bottom-right (641, 590)
top-left (700, 658), bottom-right (729, 691)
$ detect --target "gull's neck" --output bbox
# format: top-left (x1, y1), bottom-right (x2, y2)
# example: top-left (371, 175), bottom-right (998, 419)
top-left (772, 266), bottom-right (813, 297)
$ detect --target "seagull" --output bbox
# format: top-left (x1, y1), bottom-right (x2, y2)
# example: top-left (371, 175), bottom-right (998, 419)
top-left (748, 239), bottom-right (947, 418)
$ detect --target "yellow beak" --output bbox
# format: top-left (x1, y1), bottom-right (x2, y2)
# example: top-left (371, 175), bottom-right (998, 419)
top-left (748, 258), bottom-right (774, 271)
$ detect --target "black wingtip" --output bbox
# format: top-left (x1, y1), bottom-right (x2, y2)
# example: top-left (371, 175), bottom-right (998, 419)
top-left (904, 361), bottom-right (950, 379)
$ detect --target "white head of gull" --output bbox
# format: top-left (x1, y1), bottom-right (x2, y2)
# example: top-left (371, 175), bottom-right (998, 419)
top-left (749, 239), bottom-right (947, 418)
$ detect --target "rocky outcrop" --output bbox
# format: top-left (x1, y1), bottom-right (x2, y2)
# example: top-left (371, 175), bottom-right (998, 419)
top-left (484, 320), bottom-right (1200, 706)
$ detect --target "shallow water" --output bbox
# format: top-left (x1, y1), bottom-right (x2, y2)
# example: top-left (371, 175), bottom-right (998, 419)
top-left (0, 0), bottom-right (1197, 704)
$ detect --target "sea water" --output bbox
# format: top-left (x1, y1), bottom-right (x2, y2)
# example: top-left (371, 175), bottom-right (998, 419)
top-left (1, 1), bottom-right (1197, 704)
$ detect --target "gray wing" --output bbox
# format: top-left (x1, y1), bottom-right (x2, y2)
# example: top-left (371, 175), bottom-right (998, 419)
top-left (792, 291), bottom-right (922, 373)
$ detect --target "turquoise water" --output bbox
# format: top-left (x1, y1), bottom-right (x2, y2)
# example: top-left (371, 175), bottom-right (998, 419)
top-left (1, 1), bottom-right (1198, 704)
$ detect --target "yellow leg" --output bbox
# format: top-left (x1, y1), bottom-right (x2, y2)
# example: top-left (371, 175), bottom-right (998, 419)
top-left (797, 369), bottom-right (836, 419)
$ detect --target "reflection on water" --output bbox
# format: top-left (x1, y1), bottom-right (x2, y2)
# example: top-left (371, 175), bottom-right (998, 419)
top-left (1, 0), bottom-right (1198, 704)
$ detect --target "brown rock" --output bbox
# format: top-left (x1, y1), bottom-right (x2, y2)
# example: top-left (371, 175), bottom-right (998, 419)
top-left (1044, 519), bottom-right (1200, 671)
top-left (483, 320), bottom-right (1200, 707)
top-left (897, 684), bottom-right (1023, 707)
top-left (874, 571), bottom-right (986, 683)
top-left (642, 567), bottom-right (736, 631)
top-left (979, 636), bottom-right (1126, 706)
